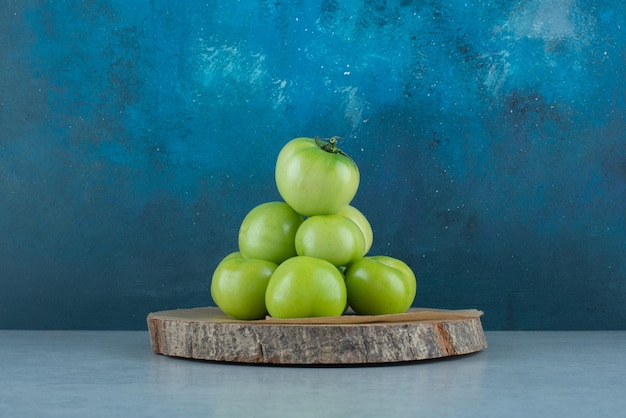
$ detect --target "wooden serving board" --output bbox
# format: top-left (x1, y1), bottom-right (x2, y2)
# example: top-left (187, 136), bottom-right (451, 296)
top-left (147, 307), bottom-right (487, 365)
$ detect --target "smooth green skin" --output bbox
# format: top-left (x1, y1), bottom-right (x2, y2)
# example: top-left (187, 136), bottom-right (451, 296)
top-left (295, 214), bottom-right (366, 266)
top-left (344, 256), bottom-right (417, 315)
top-left (265, 256), bottom-right (347, 319)
top-left (275, 137), bottom-right (360, 216)
top-left (335, 205), bottom-right (373, 256)
top-left (238, 201), bottom-right (304, 264)
top-left (210, 252), bottom-right (278, 320)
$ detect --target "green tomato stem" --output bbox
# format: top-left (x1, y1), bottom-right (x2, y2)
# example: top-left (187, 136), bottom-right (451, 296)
top-left (314, 136), bottom-right (355, 163)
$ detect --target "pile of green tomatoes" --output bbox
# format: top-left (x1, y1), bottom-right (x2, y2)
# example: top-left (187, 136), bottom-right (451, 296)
top-left (211, 137), bottom-right (417, 320)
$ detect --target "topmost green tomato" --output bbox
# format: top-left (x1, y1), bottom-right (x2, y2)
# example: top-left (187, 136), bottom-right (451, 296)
top-left (275, 137), bottom-right (359, 216)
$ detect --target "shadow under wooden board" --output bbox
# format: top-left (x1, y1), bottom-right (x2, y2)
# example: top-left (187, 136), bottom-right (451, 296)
top-left (147, 307), bottom-right (487, 365)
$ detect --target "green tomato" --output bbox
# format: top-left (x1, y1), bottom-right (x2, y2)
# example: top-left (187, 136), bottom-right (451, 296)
top-left (238, 201), bottom-right (304, 264)
top-left (265, 256), bottom-right (347, 318)
top-left (344, 256), bottom-right (417, 315)
top-left (335, 205), bottom-right (373, 255)
top-left (210, 252), bottom-right (277, 320)
top-left (275, 137), bottom-right (360, 216)
top-left (295, 214), bottom-right (365, 266)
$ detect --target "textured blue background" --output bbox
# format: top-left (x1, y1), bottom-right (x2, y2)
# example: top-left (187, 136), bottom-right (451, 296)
top-left (1, 0), bottom-right (624, 330)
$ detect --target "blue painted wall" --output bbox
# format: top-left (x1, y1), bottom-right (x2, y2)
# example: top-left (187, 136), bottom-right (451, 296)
top-left (1, 0), bottom-right (624, 330)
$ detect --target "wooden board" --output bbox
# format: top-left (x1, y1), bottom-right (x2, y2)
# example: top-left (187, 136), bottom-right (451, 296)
top-left (147, 307), bottom-right (487, 365)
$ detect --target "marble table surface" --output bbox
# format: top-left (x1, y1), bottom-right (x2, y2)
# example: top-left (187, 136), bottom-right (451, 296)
top-left (1, 330), bottom-right (624, 417)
